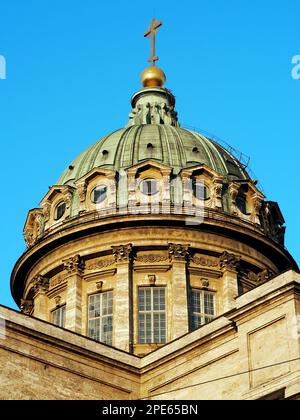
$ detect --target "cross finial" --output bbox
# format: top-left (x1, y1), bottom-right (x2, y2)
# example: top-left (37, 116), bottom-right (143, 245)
top-left (144, 19), bottom-right (163, 67)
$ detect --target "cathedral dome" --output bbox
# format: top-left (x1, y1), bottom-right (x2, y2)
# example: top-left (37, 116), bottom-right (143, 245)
top-left (58, 125), bottom-right (249, 187)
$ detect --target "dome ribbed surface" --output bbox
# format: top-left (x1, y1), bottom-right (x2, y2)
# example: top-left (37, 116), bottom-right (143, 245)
top-left (58, 125), bottom-right (249, 186)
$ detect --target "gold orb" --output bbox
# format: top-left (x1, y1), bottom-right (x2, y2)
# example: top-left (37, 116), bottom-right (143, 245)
top-left (141, 67), bottom-right (166, 88)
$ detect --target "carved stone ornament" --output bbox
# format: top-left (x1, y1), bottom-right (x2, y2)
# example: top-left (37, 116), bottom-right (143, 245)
top-left (54, 295), bottom-right (61, 307)
top-left (112, 244), bottom-right (133, 262)
top-left (24, 229), bottom-right (35, 248)
top-left (20, 299), bottom-right (34, 315)
top-left (63, 255), bottom-right (85, 275)
top-left (168, 243), bottom-right (190, 262)
top-left (32, 275), bottom-right (50, 295)
top-left (229, 183), bottom-right (240, 215)
top-left (219, 251), bottom-right (240, 272)
top-left (241, 268), bottom-right (274, 286)
top-left (201, 278), bottom-right (210, 289)
top-left (96, 281), bottom-right (104, 291)
top-left (86, 258), bottom-right (115, 271)
top-left (257, 269), bottom-right (274, 284)
top-left (42, 202), bottom-right (51, 223)
top-left (77, 182), bottom-right (87, 203)
top-left (148, 275), bottom-right (156, 286)
top-left (135, 255), bottom-right (168, 264)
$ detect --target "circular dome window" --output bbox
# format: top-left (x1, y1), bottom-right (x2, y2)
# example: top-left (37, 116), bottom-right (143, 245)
top-left (54, 201), bottom-right (66, 221)
top-left (192, 181), bottom-right (210, 201)
top-left (91, 185), bottom-right (107, 204)
top-left (139, 179), bottom-right (159, 196)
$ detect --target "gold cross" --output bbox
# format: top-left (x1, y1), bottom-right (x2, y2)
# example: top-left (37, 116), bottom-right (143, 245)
top-left (144, 18), bottom-right (163, 67)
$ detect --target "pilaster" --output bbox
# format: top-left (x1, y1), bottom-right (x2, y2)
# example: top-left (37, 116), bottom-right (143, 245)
top-left (219, 251), bottom-right (240, 312)
top-left (112, 244), bottom-right (133, 352)
top-left (63, 255), bottom-right (84, 333)
top-left (32, 275), bottom-right (49, 321)
top-left (169, 243), bottom-right (190, 339)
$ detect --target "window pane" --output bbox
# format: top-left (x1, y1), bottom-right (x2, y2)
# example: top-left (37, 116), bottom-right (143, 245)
top-left (88, 291), bottom-right (113, 345)
top-left (204, 292), bottom-right (215, 316)
top-left (138, 287), bottom-right (166, 345)
top-left (52, 305), bottom-right (66, 328)
top-left (92, 185), bottom-right (107, 204)
top-left (191, 289), bottom-right (216, 331)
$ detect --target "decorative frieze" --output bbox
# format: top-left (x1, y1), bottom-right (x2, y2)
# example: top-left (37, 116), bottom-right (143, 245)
top-left (135, 254), bottom-right (169, 263)
top-left (63, 255), bottom-right (85, 275)
top-left (240, 268), bottom-right (274, 286)
top-left (168, 243), bottom-right (190, 262)
top-left (112, 244), bottom-right (133, 263)
top-left (191, 255), bottom-right (219, 268)
top-left (86, 258), bottom-right (115, 271)
top-left (20, 299), bottom-right (34, 315)
top-left (219, 251), bottom-right (240, 272)
top-left (49, 275), bottom-right (66, 289)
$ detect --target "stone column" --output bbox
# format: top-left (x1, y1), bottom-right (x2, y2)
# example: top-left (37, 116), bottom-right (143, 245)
top-left (169, 243), bottom-right (190, 340)
top-left (112, 244), bottom-right (133, 352)
top-left (63, 255), bottom-right (84, 334)
top-left (219, 252), bottom-right (240, 312)
top-left (32, 275), bottom-right (50, 321)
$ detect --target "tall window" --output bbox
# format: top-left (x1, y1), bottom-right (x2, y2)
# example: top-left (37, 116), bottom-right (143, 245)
top-left (52, 305), bottom-right (66, 328)
top-left (138, 287), bottom-right (166, 344)
top-left (191, 289), bottom-right (215, 330)
top-left (88, 291), bottom-right (113, 346)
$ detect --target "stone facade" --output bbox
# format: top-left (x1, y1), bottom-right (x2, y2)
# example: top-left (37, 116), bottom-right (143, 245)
top-left (1, 270), bottom-right (299, 400)
top-left (7, 61), bottom-right (299, 400)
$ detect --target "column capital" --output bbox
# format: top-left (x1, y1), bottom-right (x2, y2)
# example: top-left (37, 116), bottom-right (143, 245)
top-left (20, 299), bottom-right (34, 315)
top-left (112, 244), bottom-right (133, 263)
top-left (63, 254), bottom-right (85, 275)
top-left (168, 243), bottom-right (190, 262)
top-left (219, 251), bottom-right (240, 272)
top-left (32, 275), bottom-right (49, 295)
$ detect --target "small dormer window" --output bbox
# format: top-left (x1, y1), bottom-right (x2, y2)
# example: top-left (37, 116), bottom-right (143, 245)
top-left (54, 202), bottom-right (66, 221)
top-left (139, 179), bottom-right (159, 196)
top-left (236, 193), bottom-right (247, 214)
top-left (91, 185), bottom-right (107, 204)
top-left (192, 180), bottom-right (210, 201)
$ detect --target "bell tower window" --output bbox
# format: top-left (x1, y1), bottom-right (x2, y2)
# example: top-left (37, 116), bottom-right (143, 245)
top-left (138, 287), bottom-right (166, 344)
top-left (88, 291), bottom-right (113, 345)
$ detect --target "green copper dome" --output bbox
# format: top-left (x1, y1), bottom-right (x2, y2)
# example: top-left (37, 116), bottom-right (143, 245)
top-left (58, 124), bottom-right (249, 186)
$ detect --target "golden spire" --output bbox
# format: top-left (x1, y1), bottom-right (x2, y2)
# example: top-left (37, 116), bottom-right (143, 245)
top-left (141, 18), bottom-right (166, 88)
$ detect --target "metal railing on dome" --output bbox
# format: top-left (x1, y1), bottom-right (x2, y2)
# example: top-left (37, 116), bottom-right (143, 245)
top-left (182, 124), bottom-right (265, 194)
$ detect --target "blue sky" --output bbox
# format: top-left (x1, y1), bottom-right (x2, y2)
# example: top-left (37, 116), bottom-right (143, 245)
top-left (0, 0), bottom-right (299, 309)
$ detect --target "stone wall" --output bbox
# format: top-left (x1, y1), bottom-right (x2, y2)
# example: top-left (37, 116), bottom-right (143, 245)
top-left (1, 270), bottom-right (299, 400)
